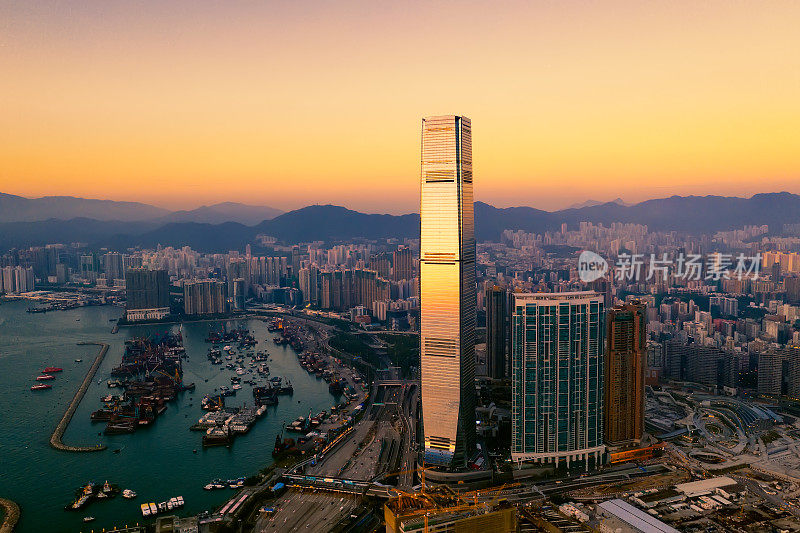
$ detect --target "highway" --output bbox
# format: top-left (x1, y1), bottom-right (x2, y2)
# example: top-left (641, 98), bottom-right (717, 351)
top-left (253, 490), bottom-right (360, 532)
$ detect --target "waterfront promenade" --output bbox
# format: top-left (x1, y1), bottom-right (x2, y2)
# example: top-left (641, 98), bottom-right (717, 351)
top-left (49, 342), bottom-right (109, 452)
top-left (0, 498), bottom-right (20, 533)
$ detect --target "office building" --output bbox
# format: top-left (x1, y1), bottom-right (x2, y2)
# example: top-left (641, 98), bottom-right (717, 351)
top-left (605, 301), bottom-right (646, 446)
top-left (125, 268), bottom-right (170, 321)
top-left (485, 285), bottom-right (508, 380)
top-left (511, 291), bottom-right (605, 467)
top-left (419, 115), bottom-right (476, 467)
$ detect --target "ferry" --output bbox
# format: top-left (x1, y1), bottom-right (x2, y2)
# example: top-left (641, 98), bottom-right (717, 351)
top-left (44, 367), bottom-right (63, 373)
top-left (31, 384), bottom-right (52, 391)
top-left (36, 374), bottom-right (56, 381)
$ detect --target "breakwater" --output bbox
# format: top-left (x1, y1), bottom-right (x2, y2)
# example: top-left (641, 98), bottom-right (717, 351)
top-left (0, 497), bottom-right (20, 533)
top-left (49, 342), bottom-right (109, 452)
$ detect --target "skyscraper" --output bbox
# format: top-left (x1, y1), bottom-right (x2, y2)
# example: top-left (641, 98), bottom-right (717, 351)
top-left (485, 284), bottom-right (509, 380)
top-left (604, 301), bottom-right (646, 447)
top-left (511, 292), bottom-right (605, 468)
top-left (393, 246), bottom-right (413, 281)
top-left (420, 115), bottom-right (476, 467)
top-left (125, 268), bottom-right (170, 321)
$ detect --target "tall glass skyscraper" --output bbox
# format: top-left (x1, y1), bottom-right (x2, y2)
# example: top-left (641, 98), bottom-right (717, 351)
top-left (511, 292), bottom-right (605, 468)
top-left (420, 115), bottom-right (476, 466)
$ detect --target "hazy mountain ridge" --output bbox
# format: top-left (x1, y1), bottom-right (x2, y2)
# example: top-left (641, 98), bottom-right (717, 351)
top-left (160, 202), bottom-right (283, 225)
top-left (0, 193), bottom-right (170, 222)
top-left (0, 193), bottom-right (282, 225)
top-left (1, 192), bottom-right (799, 252)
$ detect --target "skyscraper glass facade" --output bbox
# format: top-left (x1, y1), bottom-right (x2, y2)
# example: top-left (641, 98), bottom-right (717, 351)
top-left (511, 292), bottom-right (605, 467)
top-left (420, 115), bottom-right (476, 466)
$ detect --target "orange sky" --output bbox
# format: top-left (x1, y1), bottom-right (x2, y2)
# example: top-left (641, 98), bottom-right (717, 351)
top-left (2, 1), bottom-right (799, 213)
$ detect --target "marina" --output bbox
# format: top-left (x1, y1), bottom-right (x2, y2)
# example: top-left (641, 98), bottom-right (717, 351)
top-left (0, 300), bottom-right (338, 532)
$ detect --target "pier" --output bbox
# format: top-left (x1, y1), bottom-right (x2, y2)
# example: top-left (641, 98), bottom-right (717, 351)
top-left (49, 342), bottom-right (109, 452)
top-left (0, 497), bottom-right (20, 533)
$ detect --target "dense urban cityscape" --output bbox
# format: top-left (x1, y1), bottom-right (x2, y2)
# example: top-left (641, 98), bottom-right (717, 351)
top-left (2, 113), bottom-right (800, 533)
top-left (3, 2), bottom-right (800, 533)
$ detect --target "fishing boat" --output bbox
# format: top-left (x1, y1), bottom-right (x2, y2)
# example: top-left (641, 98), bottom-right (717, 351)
top-left (31, 384), bottom-right (52, 391)
top-left (36, 374), bottom-right (55, 381)
top-left (44, 367), bottom-right (63, 373)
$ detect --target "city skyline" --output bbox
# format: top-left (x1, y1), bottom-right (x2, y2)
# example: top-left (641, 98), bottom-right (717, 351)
top-left (3, 1), bottom-right (799, 213)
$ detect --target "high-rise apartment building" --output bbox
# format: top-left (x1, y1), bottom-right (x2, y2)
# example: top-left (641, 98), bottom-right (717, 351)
top-left (511, 292), bottom-right (605, 468)
top-left (485, 285), bottom-right (508, 380)
top-left (125, 268), bottom-right (170, 321)
top-left (604, 301), bottom-right (646, 446)
top-left (420, 115), bottom-right (476, 467)
top-left (183, 279), bottom-right (227, 315)
top-left (393, 246), bottom-right (413, 281)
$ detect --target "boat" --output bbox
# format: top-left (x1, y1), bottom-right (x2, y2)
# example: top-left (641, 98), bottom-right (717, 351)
top-left (83, 516), bottom-right (95, 523)
top-left (140, 503), bottom-right (151, 517)
top-left (75, 359), bottom-right (83, 362)
top-left (122, 489), bottom-right (136, 499)
top-left (148, 502), bottom-right (158, 515)
top-left (36, 374), bottom-right (55, 381)
top-left (31, 384), bottom-right (52, 391)
top-left (44, 367), bottom-right (63, 373)
top-left (158, 501), bottom-right (167, 513)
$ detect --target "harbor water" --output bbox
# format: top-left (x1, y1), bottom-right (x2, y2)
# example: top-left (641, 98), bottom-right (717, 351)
top-left (0, 299), bottom-right (337, 532)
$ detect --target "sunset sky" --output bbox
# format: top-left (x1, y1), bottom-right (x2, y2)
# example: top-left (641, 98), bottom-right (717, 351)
top-left (2, 1), bottom-right (799, 213)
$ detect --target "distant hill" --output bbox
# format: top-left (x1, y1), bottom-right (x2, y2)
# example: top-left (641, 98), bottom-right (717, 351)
top-left (0, 218), bottom-right (159, 250)
top-left (159, 202), bottom-right (283, 225)
top-left (0, 193), bottom-right (170, 223)
top-left (567, 198), bottom-right (628, 209)
top-left (2, 192), bottom-right (799, 252)
top-left (556, 192), bottom-right (800, 232)
top-left (254, 205), bottom-right (419, 243)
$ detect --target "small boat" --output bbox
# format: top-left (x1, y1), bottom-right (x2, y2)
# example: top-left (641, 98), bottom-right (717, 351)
top-left (83, 516), bottom-right (95, 523)
top-left (75, 359), bottom-right (82, 362)
top-left (36, 375), bottom-right (55, 381)
top-left (148, 502), bottom-right (157, 515)
top-left (31, 384), bottom-right (52, 391)
top-left (140, 503), bottom-right (151, 517)
top-left (44, 367), bottom-right (63, 373)
top-left (122, 489), bottom-right (136, 499)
